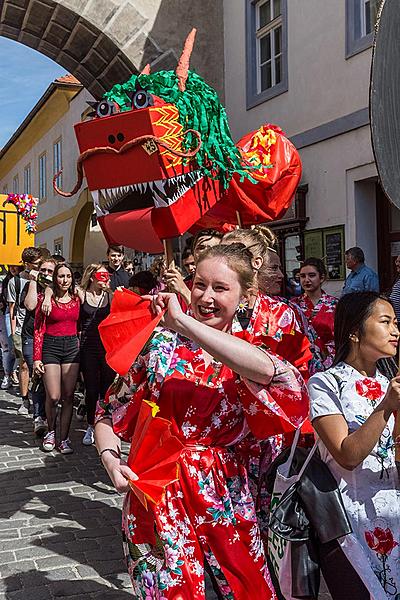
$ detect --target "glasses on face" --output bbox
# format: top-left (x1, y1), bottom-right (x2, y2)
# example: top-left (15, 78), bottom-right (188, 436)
top-left (94, 272), bottom-right (110, 283)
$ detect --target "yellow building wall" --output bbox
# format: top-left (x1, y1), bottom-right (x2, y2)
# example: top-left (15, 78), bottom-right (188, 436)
top-left (0, 194), bottom-right (35, 267)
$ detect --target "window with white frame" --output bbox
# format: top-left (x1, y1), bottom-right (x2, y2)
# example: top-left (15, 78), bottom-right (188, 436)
top-left (256, 0), bottom-right (282, 92)
top-left (54, 238), bottom-right (63, 256)
top-left (12, 175), bottom-right (19, 195)
top-left (39, 152), bottom-right (47, 202)
top-left (53, 138), bottom-right (62, 190)
top-left (246, 0), bottom-right (288, 109)
top-left (360, 0), bottom-right (379, 37)
top-left (346, 0), bottom-right (380, 57)
top-left (24, 164), bottom-right (31, 195)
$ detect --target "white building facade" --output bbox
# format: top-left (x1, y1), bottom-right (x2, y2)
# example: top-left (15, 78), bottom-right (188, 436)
top-left (0, 76), bottom-right (108, 267)
top-left (223, 0), bottom-right (396, 294)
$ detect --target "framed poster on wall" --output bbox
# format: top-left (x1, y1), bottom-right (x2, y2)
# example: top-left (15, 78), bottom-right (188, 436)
top-left (303, 226), bottom-right (345, 280)
top-left (304, 230), bottom-right (323, 259)
top-left (323, 226), bottom-right (345, 280)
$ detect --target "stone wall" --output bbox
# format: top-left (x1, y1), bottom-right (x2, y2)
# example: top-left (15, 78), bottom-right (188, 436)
top-left (0, 0), bottom-right (224, 98)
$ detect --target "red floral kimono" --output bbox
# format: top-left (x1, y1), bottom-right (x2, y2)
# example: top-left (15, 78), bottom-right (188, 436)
top-left (231, 293), bottom-right (312, 541)
top-left (292, 291), bottom-right (338, 374)
top-left (95, 326), bottom-right (308, 600)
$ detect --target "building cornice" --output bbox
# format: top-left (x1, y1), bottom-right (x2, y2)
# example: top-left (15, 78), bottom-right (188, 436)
top-left (0, 81), bottom-right (82, 179)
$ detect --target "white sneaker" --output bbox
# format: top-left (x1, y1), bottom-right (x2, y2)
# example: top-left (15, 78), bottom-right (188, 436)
top-left (33, 416), bottom-right (47, 437)
top-left (1, 375), bottom-right (10, 390)
top-left (18, 398), bottom-right (30, 415)
top-left (43, 430), bottom-right (56, 452)
top-left (82, 425), bottom-right (95, 446)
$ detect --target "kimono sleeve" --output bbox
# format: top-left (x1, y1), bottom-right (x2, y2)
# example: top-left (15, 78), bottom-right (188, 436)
top-left (95, 354), bottom-right (149, 442)
top-left (308, 372), bottom-right (344, 422)
top-left (238, 349), bottom-right (310, 439)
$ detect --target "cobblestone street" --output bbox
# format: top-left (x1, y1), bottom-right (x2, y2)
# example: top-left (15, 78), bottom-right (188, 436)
top-left (0, 386), bottom-right (331, 600)
top-left (0, 387), bottom-right (131, 599)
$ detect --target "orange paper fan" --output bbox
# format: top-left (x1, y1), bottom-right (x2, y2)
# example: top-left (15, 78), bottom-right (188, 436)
top-left (127, 400), bottom-right (184, 509)
top-left (99, 288), bottom-right (164, 376)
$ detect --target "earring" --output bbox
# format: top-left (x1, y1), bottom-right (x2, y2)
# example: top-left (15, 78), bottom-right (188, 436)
top-left (349, 335), bottom-right (359, 343)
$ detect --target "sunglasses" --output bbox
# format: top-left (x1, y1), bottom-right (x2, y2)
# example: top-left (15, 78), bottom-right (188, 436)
top-left (94, 272), bottom-right (110, 282)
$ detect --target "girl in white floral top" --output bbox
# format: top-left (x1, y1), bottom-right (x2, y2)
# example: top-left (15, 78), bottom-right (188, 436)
top-left (308, 291), bottom-right (400, 599)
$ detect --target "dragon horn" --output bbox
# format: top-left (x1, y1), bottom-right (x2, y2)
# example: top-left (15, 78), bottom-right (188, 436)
top-left (140, 63), bottom-right (151, 75)
top-left (176, 28), bottom-right (197, 92)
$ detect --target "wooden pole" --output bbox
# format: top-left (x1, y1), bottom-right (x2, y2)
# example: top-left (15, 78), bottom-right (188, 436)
top-left (163, 238), bottom-right (175, 269)
top-left (163, 238), bottom-right (175, 292)
top-left (235, 211), bottom-right (242, 228)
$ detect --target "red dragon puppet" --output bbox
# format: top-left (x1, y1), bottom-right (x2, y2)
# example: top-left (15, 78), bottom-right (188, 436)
top-left (55, 29), bottom-right (302, 253)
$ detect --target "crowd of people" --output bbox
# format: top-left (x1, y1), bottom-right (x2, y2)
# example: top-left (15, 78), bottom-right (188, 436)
top-left (0, 232), bottom-right (399, 599)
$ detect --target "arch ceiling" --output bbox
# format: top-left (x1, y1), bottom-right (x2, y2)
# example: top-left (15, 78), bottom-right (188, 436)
top-left (0, 0), bottom-right (224, 99)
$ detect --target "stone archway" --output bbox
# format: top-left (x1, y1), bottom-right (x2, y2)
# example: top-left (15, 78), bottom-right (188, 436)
top-left (0, 0), bottom-right (224, 99)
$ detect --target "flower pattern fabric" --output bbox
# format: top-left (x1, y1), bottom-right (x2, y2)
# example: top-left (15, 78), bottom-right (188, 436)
top-left (96, 326), bottom-right (307, 599)
top-left (232, 293), bottom-right (312, 543)
top-left (292, 291), bottom-right (338, 374)
top-left (309, 362), bottom-right (400, 599)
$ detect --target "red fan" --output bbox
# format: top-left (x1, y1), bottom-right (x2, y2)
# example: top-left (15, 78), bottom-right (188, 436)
top-left (127, 400), bottom-right (184, 508)
top-left (99, 289), bottom-right (164, 376)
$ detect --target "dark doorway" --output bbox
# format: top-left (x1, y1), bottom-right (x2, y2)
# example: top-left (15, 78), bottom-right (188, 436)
top-left (376, 182), bottom-right (400, 293)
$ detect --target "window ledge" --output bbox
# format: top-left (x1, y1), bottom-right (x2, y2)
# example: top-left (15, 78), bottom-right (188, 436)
top-left (246, 80), bottom-right (288, 110)
top-left (346, 32), bottom-right (373, 59)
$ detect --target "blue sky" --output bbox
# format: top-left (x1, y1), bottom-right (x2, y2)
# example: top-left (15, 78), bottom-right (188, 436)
top-left (0, 37), bottom-right (66, 148)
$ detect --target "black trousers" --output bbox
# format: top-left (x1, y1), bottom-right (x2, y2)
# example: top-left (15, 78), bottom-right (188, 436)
top-left (318, 539), bottom-right (370, 599)
top-left (80, 344), bottom-right (114, 425)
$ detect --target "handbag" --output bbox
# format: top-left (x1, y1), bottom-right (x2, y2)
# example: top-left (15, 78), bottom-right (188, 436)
top-left (267, 429), bottom-right (318, 600)
top-left (266, 427), bottom-right (352, 599)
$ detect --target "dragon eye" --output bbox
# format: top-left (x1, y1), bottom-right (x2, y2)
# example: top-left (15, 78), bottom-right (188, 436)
top-left (96, 100), bottom-right (117, 118)
top-left (132, 90), bottom-right (153, 110)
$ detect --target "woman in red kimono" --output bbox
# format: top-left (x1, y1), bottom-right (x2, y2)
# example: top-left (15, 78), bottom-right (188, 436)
top-left (95, 244), bottom-right (308, 600)
top-left (292, 257), bottom-right (338, 375)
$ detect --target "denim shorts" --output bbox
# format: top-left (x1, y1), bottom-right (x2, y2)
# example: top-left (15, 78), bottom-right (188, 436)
top-left (42, 334), bottom-right (80, 365)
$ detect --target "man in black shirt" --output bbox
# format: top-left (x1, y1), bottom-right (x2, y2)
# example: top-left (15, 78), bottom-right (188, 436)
top-left (106, 245), bottom-right (130, 291)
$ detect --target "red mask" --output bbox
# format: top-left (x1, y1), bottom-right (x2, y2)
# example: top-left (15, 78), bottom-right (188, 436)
top-left (94, 271), bottom-right (110, 283)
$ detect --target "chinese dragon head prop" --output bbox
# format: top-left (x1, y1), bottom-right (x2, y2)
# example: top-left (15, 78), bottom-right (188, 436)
top-left (55, 29), bottom-right (302, 253)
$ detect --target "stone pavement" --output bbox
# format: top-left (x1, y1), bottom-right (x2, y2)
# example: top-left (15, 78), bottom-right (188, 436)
top-left (0, 386), bottom-right (331, 600)
top-left (0, 386), bottom-right (130, 599)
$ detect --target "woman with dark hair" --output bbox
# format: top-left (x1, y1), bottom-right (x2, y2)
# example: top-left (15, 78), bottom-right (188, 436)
top-left (33, 263), bottom-right (81, 454)
top-left (292, 257), bottom-right (338, 374)
top-left (308, 292), bottom-right (400, 599)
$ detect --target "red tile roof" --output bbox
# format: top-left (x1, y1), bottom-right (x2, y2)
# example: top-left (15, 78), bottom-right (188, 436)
top-left (55, 74), bottom-right (81, 86)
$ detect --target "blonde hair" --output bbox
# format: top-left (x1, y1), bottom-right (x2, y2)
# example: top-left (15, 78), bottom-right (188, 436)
top-left (223, 225), bottom-right (277, 257)
top-left (222, 226), bottom-right (278, 294)
top-left (80, 263), bottom-right (105, 291)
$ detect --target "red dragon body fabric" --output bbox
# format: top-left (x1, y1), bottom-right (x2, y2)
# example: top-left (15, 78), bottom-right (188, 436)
top-left (55, 31), bottom-right (301, 252)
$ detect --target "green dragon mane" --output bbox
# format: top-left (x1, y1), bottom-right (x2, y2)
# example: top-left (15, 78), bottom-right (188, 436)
top-left (105, 70), bottom-right (252, 188)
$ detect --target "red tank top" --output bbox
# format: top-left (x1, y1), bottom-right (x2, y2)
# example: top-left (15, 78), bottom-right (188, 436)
top-left (45, 297), bottom-right (80, 336)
